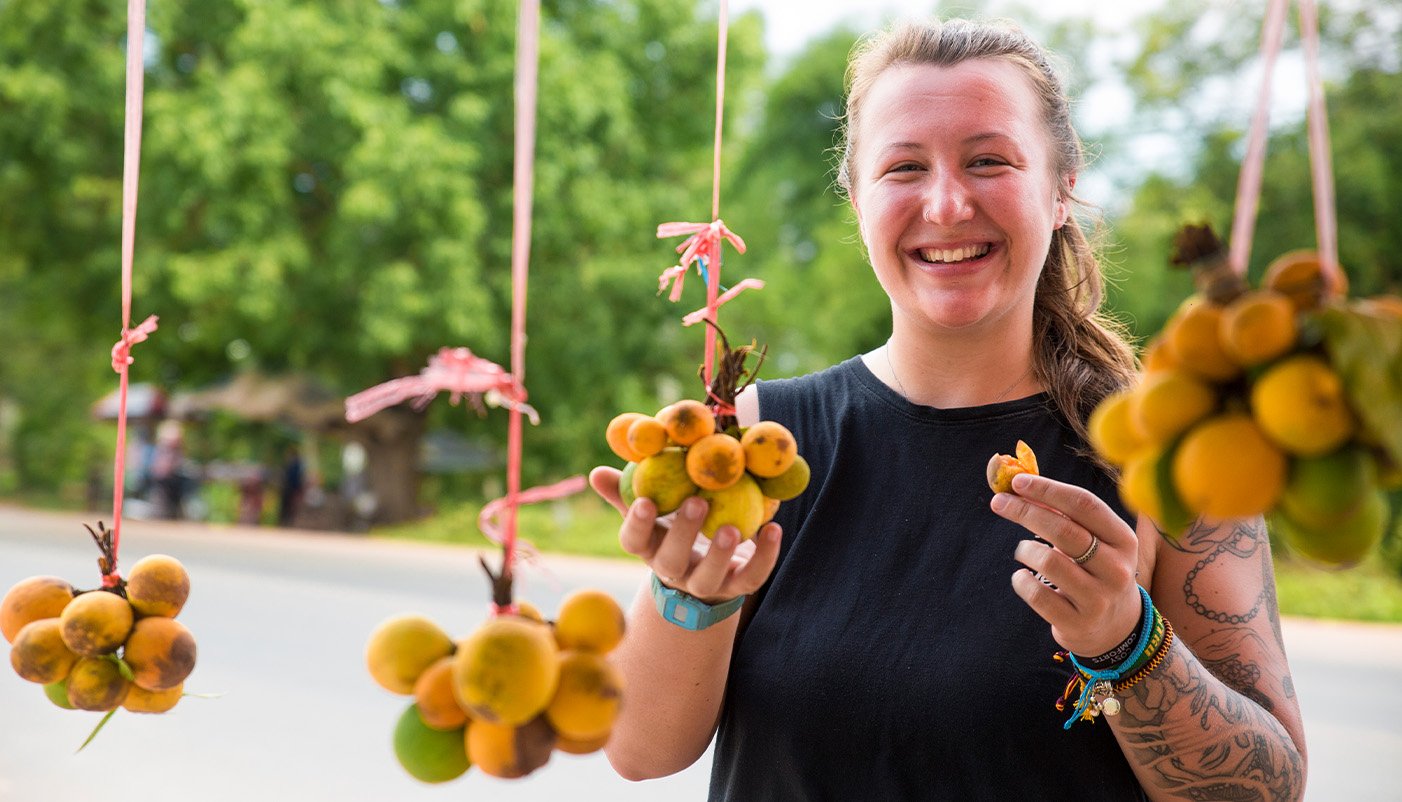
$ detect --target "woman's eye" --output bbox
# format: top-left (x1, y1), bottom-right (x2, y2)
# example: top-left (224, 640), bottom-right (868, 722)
top-left (970, 157), bottom-right (1008, 169)
top-left (887, 163), bottom-right (921, 174)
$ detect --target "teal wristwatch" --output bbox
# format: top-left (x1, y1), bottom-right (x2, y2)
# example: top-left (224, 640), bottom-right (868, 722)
top-left (651, 572), bottom-right (745, 631)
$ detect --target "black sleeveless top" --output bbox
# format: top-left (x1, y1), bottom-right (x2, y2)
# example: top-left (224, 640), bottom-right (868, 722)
top-left (709, 357), bottom-right (1147, 801)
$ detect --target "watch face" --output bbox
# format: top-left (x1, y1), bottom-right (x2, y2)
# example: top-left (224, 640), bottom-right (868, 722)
top-left (664, 597), bottom-right (700, 628)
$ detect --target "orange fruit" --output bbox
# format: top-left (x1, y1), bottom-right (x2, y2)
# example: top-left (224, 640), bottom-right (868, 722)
top-left (685, 433), bottom-right (746, 491)
top-left (605, 413), bottom-right (648, 463)
top-left (1263, 250), bottom-right (1347, 312)
top-left (1088, 388), bottom-right (1144, 467)
top-left (554, 589), bottom-right (625, 654)
top-left (656, 400), bottom-right (716, 447)
top-left (625, 417), bottom-right (668, 459)
top-left (1251, 354), bottom-right (1356, 456)
top-left (1164, 301), bottom-right (1240, 381)
top-left (1, 576), bottom-right (74, 643)
top-left (740, 421), bottom-right (798, 478)
top-left (1219, 290), bottom-right (1298, 367)
top-left (1172, 414), bottom-right (1287, 519)
top-left (1130, 370), bottom-right (1216, 447)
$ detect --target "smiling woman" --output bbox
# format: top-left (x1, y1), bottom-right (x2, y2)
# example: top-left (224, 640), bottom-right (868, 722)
top-left (589, 16), bottom-right (1306, 802)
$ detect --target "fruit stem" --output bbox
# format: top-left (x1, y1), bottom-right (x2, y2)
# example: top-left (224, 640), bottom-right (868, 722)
top-left (479, 555), bottom-right (515, 612)
top-left (83, 521), bottom-right (127, 596)
top-left (700, 320), bottom-right (766, 431)
top-left (1170, 222), bottom-right (1249, 306)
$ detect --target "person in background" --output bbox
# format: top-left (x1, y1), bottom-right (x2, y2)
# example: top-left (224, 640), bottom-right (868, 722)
top-left (278, 445), bottom-right (305, 527)
top-left (591, 17), bottom-right (1305, 801)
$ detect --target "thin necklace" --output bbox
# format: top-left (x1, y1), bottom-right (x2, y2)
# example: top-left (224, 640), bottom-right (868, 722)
top-left (885, 341), bottom-right (1034, 406)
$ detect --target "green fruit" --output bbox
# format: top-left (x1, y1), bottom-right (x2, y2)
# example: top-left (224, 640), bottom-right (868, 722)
top-left (756, 455), bottom-right (810, 501)
top-left (1280, 446), bottom-right (1376, 530)
top-left (619, 462), bottom-right (638, 510)
top-left (633, 447), bottom-right (696, 515)
top-left (393, 703), bottom-right (471, 784)
top-left (1274, 490), bottom-right (1388, 567)
top-left (43, 679), bottom-right (74, 710)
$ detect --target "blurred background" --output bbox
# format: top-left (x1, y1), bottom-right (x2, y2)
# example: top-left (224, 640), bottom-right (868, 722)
top-left (1, 0), bottom-right (1401, 607)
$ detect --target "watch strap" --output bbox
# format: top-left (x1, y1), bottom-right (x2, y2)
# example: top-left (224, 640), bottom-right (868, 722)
top-left (651, 572), bottom-right (746, 631)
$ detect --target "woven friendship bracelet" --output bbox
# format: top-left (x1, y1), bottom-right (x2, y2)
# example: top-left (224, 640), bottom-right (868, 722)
top-left (1055, 586), bottom-right (1156, 729)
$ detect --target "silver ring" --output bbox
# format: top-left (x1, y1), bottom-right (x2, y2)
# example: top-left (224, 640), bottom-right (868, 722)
top-left (1072, 535), bottom-right (1099, 566)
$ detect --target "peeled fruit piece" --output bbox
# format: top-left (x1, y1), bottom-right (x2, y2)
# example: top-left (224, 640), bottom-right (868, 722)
top-left (123, 682), bottom-right (183, 714)
top-left (698, 473), bottom-right (766, 541)
top-left (1, 575), bottom-right (74, 643)
top-left (756, 454), bottom-right (810, 501)
top-left (556, 731), bottom-right (610, 755)
top-left (393, 703), bottom-right (471, 784)
top-left (466, 715), bottom-right (555, 779)
top-left (1264, 249), bottom-right (1347, 312)
top-left (657, 400), bottom-right (716, 447)
top-left (44, 679), bottom-right (75, 710)
top-left (632, 448), bottom-right (697, 515)
top-left (453, 616), bottom-right (559, 726)
top-left (413, 656), bottom-right (469, 731)
top-left (1172, 414), bottom-right (1286, 519)
top-left (1251, 355), bottom-right (1356, 457)
top-left (740, 421), bottom-right (797, 478)
top-left (1280, 446), bottom-right (1377, 531)
top-left (1131, 371), bottom-right (1216, 447)
top-left (66, 656), bottom-right (130, 711)
top-left (554, 589), bottom-right (625, 654)
top-left (10, 618), bottom-right (79, 684)
top-left (686, 433), bottom-right (746, 491)
top-left (1219, 290), bottom-right (1298, 367)
top-left (606, 413), bottom-right (649, 463)
top-left (366, 614), bottom-right (455, 695)
top-left (987, 440), bottom-right (1039, 494)
top-left (546, 651), bottom-right (623, 741)
top-left (626, 417), bottom-right (668, 459)
top-left (123, 617), bottom-right (197, 691)
top-left (124, 554), bottom-right (191, 618)
top-left (1088, 388), bottom-right (1143, 467)
top-left (59, 590), bottom-right (133, 657)
top-left (1275, 491), bottom-right (1387, 567)
top-left (1165, 302), bottom-right (1240, 381)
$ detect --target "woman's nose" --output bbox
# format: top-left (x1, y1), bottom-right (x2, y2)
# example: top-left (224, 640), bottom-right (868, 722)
top-left (923, 171), bottom-right (975, 225)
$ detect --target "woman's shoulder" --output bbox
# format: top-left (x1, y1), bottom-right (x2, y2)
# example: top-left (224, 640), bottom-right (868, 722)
top-left (755, 357), bottom-right (868, 419)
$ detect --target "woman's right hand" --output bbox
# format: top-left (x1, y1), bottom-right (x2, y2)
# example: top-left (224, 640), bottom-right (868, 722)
top-left (589, 466), bottom-right (782, 605)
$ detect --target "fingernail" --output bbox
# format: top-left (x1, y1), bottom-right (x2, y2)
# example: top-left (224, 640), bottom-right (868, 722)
top-left (714, 529), bottom-right (735, 548)
top-left (683, 496), bottom-right (706, 519)
top-left (1011, 473), bottom-right (1034, 492)
top-left (990, 493), bottom-right (1010, 512)
top-left (631, 498), bottom-right (655, 519)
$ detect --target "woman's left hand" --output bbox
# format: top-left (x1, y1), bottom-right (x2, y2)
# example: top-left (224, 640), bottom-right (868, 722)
top-left (990, 471), bottom-right (1142, 657)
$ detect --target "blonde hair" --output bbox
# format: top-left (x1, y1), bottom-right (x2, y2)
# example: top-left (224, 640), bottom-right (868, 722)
top-left (838, 18), bottom-right (1137, 443)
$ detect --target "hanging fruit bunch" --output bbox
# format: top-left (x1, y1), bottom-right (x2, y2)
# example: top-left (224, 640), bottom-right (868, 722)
top-left (364, 559), bottom-right (626, 784)
top-left (1088, 223), bottom-right (1402, 566)
top-left (2, 523), bottom-right (197, 729)
top-left (606, 327), bottom-right (810, 539)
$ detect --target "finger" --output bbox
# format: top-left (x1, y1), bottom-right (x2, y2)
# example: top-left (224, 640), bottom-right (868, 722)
top-left (1011, 567), bottom-right (1078, 630)
top-left (651, 496), bottom-right (707, 583)
top-left (1009, 473), bottom-right (1136, 550)
top-left (589, 466), bottom-right (627, 515)
top-left (1012, 539), bottom-right (1091, 607)
top-left (725, 522), bottom-right (782, 596)
top-left (686, 526), bottom-right (740, 600)
top-left (618, 497), bottom-right (662, 560)
top-left (992, 491), bottom-right (1104, 568)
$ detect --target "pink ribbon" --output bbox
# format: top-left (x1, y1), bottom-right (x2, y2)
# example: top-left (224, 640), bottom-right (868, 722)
top-left (655, 219), bottom-right (748, 301)
top-left (344, 347), bottom-right (537, 424)
top-left (477, 475), bottom-right (587, 567)
top-left (110, 315), bottom-right (159, 373)
top-left (682, 278), bottom-right (765, 326)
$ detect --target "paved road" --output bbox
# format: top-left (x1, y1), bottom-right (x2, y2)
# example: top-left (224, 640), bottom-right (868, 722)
top-left (0, 505), bottom-right (1398, 801)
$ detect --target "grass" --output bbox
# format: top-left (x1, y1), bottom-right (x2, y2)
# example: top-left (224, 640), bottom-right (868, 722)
top-left (373, 494), bottom-right (629, 560)
top-left (1274, 552), bottom-right (1402, 623)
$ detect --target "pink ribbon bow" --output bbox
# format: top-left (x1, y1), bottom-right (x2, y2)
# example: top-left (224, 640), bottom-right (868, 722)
top-left (477, 474), bottom-right (588, 567)
top-left (110, 314), bottom-right (159, 373)
top-left (345, 347), bottom-right (539, 424)
top-left (656, 219), bottom-right (747, 301)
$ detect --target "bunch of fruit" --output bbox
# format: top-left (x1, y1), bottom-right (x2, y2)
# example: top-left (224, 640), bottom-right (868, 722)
top-left (2, 548), bottom-right (197, 716)
top-left (1088, 226), bottom-right (1402, 565)
top-left (605, 398), bottom-right (810, 540)
top-left (366, 587), bottom-right (627, 784)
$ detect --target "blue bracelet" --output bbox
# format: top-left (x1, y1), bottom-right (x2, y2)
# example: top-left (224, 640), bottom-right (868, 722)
top-left (1062, 585), bottom-right (1154, 729)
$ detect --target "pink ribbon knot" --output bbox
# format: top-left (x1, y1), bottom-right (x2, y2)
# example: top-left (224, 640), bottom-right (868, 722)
top-left (110, 315), bottom-right (159, 373)
top-left (656, 219), bottom-right (747, 301)
top-left (345, 347), bottom-right (539, 424)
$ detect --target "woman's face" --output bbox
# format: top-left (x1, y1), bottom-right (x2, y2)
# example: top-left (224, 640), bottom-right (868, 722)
top-left (849, 59), bottom-right (1068, 337)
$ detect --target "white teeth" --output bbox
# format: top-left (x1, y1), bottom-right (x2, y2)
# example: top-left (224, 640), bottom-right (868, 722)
top-left (919, 244), bottom-right (990, 263)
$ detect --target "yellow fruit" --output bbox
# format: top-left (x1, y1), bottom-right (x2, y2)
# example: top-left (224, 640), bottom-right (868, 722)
top-left (123, 617), bottom-right (197, 692)
top-left (1172, 414), bottom-right (1287, 519)
top-left (760, 496), bottom-right (781, 525)
top-left (1, 576), bottom-right (74, 643)
top-left (59, 590), bottom-right (133, 657)
top-left (697, 473), bottom-right (766, 541)
top-left (605, 413), bottom-right (648, 463)
top-left (66, 656), bottom-right (131, 711)
top-left (1119, 448), bottom-right (1167, 523)
top-left (986, 440), bottom-right (1039, 494)
top-left (1275, 491), bottom-right (1387, 567)
top-left (554, 589), bottom-right (625, 654)
top-left (393, 703), bottom-right (471, 784)
top-left (1279, 446), bottom-right (1377, 530)
top-left (1219, 290), bottom-right (1298, 367)
top-left (124, 554), bottom-right (191, 618)
top-left (1165, 301), bottom-right (1240, 381)
top-left (452, 616), bottom-right (559, 726)
top-left (513, 601), bottom-right (545, 624)
top-left (365, 614), bottom-right (455, 695)
top-left (1140, 336), bottom-right (1178, 374)
top-left (1130, 370), bottom-right (1216, 446)
top-left (466, 715), bottom-right (555, 779)
top-left (9, 618), bottom-right (79, 684)
top-left (626, 417), bottom-right (668, 459)
top-left (756, 454), bottom-right (810, 501)
top-left (1264, 249), bottom-right (1347, 312)
top-left (1087, 389), bottom-right (1145, 466)
top-left (632, 447), bottom-right (697, 515)
top-left (1251, 355), bottom-right (1356, 457)
top-left (740, 421), bottom-right (798, 478)
top-left (657, 400), bottom-right (716, 447)
top-left (123, 683), bottom-right (183, 714)
top-left (685, 433), bottom-right (746, 491)
top-left (545, 651), bottom-right (623, 741)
